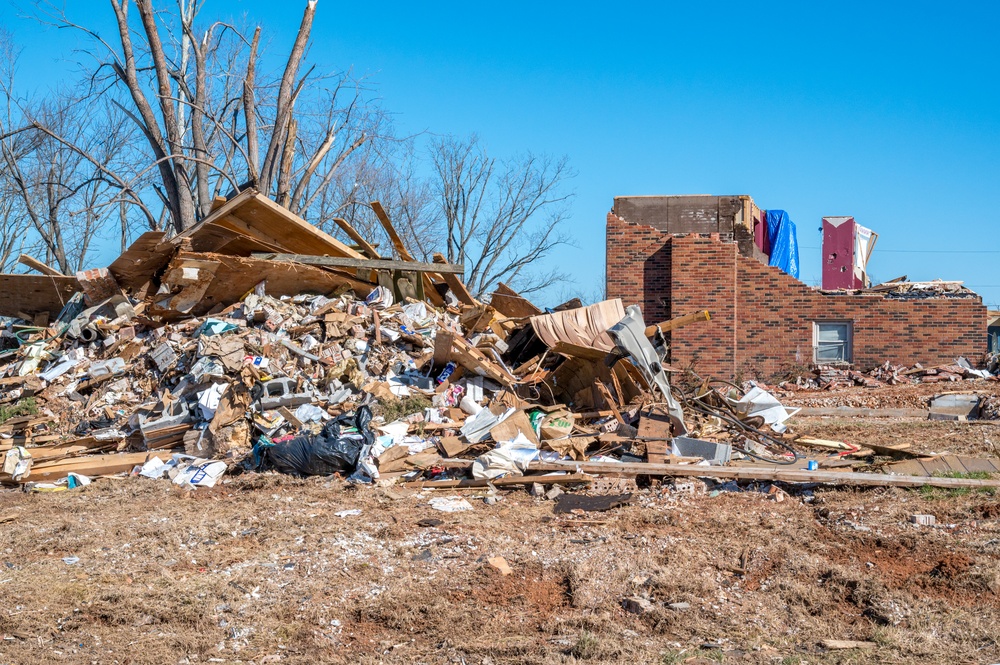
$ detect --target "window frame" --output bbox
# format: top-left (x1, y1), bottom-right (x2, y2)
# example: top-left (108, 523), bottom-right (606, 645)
top-left (813, 320), bottom-right (853, 364)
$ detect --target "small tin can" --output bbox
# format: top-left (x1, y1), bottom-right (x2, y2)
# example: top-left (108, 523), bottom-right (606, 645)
top-left (807, 460), bottom-right (818, 471)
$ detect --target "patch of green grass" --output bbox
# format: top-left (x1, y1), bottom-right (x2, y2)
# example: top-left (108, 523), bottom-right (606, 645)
top-left (0, 397), bottom-right (37, 424)
top-left (570, 630), bottom-right (599, 659)
top-left (661, 651), bottom-right (685, 664)
top-left (919, 470), bottom-right (998, 498)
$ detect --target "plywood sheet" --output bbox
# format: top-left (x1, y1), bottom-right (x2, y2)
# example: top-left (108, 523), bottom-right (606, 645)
top-left (151, 252), bottom-right (375, 317)
top-left (176, 189), bottom-right (364, 259)
top-left (0, 274), bottom-right (80, 318)
top-left (491, 282), bottom-right (543, 318)
top-left (107, 231), bottom-right (171, 290)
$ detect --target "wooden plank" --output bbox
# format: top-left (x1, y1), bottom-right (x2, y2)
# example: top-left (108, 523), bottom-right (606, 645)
top-left (17, 254), bottom-right (63, 276)
top-left (401, 473), bottom-right (592, 489)
top-left (433, 252), bottom-right (478, 305)
top-left (524, 460), bottom-right (1000, 489)
top-left (250, 253), bottom-right (464, 274)
top-left (644, 310), bottom-right (711, 336)
top-left (796, 407), bottom-right (930, 419)
top-left (333, 217), bottom-right (382, 259)
top-left (490, 282), bottom-right (542, 318)
top-left (821, 640), bottom-right (876, 651)
top-left (370, 200), bottom-right (445, 306)
top-left (150, 251), bottom-right (374, 318)
top-left (175, 189), bottom-right (365, 259)
top-left (107, 231), bottom-right (171, 290)
top-left (0, 274), bottom-right (80, 318)
top-left (449, 333), bottom-right (516, 385)
top-left (371, 200), bottom-right (416, 261)
top-left (551, 341), bottom-right (608, 361)
top-left (13, 451), bottom-right (174, 483)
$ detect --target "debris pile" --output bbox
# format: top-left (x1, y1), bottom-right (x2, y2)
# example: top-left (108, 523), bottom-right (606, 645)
top-left (3, 190), bottom-right (999, 494)
top-left (775, 358), bottom-right (996, 391)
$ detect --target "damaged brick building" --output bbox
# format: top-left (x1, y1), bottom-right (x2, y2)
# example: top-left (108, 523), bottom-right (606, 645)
top-left (606, 195), bottom-right (986, 380)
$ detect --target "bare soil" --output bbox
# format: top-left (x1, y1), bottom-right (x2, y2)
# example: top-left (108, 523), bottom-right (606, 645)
top-left (3, 386), bottom-right (1000, 664)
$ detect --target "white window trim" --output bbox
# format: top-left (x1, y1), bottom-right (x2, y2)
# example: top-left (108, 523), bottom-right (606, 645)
top-left (813, 320), bottom-right (853, 364)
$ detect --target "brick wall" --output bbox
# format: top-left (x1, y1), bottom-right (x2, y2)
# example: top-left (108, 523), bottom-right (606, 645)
top-left (606, 212), bottom-right (673, 323)
top-left (607, 214), bottom-right (987, 380)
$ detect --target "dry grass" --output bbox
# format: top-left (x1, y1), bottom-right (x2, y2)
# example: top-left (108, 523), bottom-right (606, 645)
top-left (2, 409), bottom-right (1000, 663)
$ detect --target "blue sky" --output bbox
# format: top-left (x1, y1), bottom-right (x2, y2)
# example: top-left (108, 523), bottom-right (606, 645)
top-left (3, 1), bottom-right (999, 307)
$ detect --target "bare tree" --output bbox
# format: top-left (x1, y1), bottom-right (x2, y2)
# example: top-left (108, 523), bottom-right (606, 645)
top-left (33, 0), bottom-right (386, 235)
top-left (431, 134), bottom-right (574, 298)
top-left (0, 31), bottom-right (146, 273)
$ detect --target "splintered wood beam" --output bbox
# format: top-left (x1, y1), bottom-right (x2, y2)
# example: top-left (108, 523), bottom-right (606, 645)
top-left (370, 200), bottom-right (415, 261)
top-left (369, 199), bottom-right (445, 305)
top-left (333, 217), bottom-right (382, 259)
top-left (250, 253), bottom-right (464, 274)
top-left (433, 252), bottom-right (478, 305)
top-left (645, 310), bottom-right (711, 336)
top-left (17, 254), bottom-right (63, 276)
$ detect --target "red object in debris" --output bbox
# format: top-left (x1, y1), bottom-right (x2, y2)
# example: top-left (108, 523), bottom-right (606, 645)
top-left (822, 216), bottom-right (876, 290)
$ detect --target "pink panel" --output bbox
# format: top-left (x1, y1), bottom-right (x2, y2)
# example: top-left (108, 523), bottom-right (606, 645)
top-left (822, 217), bottom-right (860, 290)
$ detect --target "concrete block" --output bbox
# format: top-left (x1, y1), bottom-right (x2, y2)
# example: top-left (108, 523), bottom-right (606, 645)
top-left (259, 377), bottom-right (313, 410)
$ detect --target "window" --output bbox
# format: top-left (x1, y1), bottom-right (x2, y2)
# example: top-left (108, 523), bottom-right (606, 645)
top-left (814, 321), bottom-right (852, 363)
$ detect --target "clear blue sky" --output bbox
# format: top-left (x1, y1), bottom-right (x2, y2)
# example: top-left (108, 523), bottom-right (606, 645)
top-left (4, 1), bottom-right (999, 308)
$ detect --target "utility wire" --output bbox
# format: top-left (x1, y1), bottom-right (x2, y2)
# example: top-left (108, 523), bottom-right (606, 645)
top-left (800, 246), bottom-right (1000, 254)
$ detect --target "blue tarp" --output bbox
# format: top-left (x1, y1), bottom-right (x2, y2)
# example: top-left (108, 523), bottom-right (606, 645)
top-left (765, 209), bottom-right (799, 278)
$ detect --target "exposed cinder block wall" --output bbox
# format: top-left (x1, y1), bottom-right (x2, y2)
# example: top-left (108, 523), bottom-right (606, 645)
top-left (607, 213), bottom-right (987, 379)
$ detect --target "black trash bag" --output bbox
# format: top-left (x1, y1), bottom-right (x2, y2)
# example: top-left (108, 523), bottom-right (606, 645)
top-left (264, 406), bottom-right (374, 476)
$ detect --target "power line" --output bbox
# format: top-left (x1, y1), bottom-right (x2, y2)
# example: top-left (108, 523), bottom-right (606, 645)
top-left (800, 246), bottom-right (1000, 254)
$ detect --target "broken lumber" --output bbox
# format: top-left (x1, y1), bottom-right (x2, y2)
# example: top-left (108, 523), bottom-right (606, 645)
top-left (250, 253), bottom-right (464, 274)
top-left (401, 473), bottom-right (591, 489)
top-left (645, 310), bottom-right (711, 336)
top-left (332, 217), bottom-right (382, 259)
top-left (796, 406), bottom-right (930, 418)
top-left (370, 200), bottom-right (444, 306)
top-left (525, 460), bottom-right (1000, 489)
top-left (17, 254), bottom-right (63, 276)
top-left (433, 252), bottom-right (478, 305)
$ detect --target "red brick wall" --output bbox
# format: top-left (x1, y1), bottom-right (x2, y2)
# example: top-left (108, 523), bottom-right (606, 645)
top-left (607, 214), bottom-right (987, 380)
top-left (606, 212), bottom-right (673, 323)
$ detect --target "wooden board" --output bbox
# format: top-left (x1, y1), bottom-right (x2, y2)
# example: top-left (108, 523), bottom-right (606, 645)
top-left (151, 251), bottom-right (375, 317)
top-left (490, 282), bottom-right (542, 319)
top-left (175, 189), bottom-right (364, 259)
top-left (15, 451), bottom-right (173, 483)
top-left (433, 252), bottom-right (478, 305)
top-left (526, 460), bottom-right (1000, 489)
top-left (371, 200), bottom-right (445, 306)
top-left (333, 217), bottom-right (381, 259)
top-left (107, 231), bottom-right (171, 290)
top-left (17, 254), bottom-right (63, 276)
top-left (0, 274), bottom-right (80, 318)
top-left (251, 253), bottom-right (465, 274)
top-left (885, 454), bottom-right (1000, 477)
top-left (644, 310), bottom-right (711, 336)
top-left (401, 473), bottom-right (591, 489)
top-left (797, 407), bottom-right (930, 418)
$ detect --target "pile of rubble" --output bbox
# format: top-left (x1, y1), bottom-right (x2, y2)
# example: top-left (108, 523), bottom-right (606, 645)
top-left (2, 191), bottom-right (999, 494)
top-left (775, 358), bottom-right (996, 391)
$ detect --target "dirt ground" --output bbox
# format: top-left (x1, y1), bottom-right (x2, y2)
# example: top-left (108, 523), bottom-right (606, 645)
top-left (3, 386), bottom-right (1000, 664)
